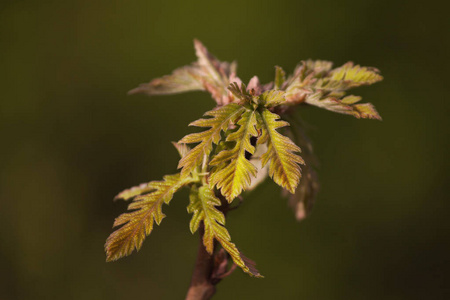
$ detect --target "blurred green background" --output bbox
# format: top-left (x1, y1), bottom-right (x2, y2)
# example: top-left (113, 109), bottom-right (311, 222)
top-left (1, 0), bottom-right (449, 299)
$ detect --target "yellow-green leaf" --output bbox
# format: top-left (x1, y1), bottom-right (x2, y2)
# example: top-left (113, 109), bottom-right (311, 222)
top-left (257, 109), bottom-right (304, 193)
top-left (209, 110), bottom-right (258, 202)
top-left (274, 66), bottom-right (286, 90)
top-left (187, 186), bottom-right (262, 277)
top-left (353, 103), bottom-right (382, 120)
top-left (257, 89), bottom-right (286, 108)
top-left (105, 173), bottom-right (192, 261)
top-left (329, 62), bottom-right (383, 88)
top-left (113, 182), bottom-right (155, 201)
top-left (178, 103), bottom-right (246, 177)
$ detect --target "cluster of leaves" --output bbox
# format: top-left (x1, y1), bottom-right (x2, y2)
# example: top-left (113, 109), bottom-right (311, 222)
top-left (105, 40), bottom-right (382, 277)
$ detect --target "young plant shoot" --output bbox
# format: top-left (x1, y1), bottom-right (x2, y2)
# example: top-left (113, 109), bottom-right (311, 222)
top-left (105, 40), bottom-right (382, 298)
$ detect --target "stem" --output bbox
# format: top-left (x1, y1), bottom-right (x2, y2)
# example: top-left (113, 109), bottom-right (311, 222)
top-left (185, 224), bottom-right (216, 300)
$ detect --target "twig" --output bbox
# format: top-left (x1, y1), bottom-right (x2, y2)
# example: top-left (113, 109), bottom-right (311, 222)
top-left (185, 224), bottom-right (216, 300)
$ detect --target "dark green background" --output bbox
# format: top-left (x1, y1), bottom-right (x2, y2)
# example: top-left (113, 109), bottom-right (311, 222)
top-left (1, 0), bottom-right (449, 299)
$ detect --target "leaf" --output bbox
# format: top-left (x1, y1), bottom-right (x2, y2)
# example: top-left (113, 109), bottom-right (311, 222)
top-left (304, 91), bottom-right (355, 114)
top-left (282, 119), bottom-right (319, 221)
top-left (282, 60), bottom-right (382, 120)
top-left (194, 39), bottom-right (234, 87)
top-left (305, 60), bottom-right (333, 76)
top-left (128, 64), bottom-right (206, 96)
top-left (247, 143), bottom-right (269, 191)
top-left (209, 110), bottom-right (258, 202)
top-left (326, 62), bottom-right (383, 89)
top-left (257, 89), bottom-right (286, 108)
top-left (353, 103), bottom-right (382, 120)
top-left (257, 109), bottom-right (304, 193)
top-left (274, 66), bottom-right (286, 90)
top-left (284, 60), bottom-right (333, 94)
top-left (187, 186), bottom-right (262, 277)
top-left (105, 173), bottom-right (192, 261)
top-left (114, 143), bottom-right (192, 202)
top-left (129, 39), bottom-right (238, 106)
top-left (341, 95), bottom-right (362, 105)
top-left (178, 103), bottom-right (246, 177)
top-left (113, 182), bottom-right (155, 202)
top-left (304, 92), bottom-right (382, 120)
top-left (283, 60), bottom-right (331, 105)
top-left (285, 165), bottom-right (318, 221)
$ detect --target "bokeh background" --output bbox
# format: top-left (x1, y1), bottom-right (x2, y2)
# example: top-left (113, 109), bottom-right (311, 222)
top-left (1, 0), bottom-right (449, 299)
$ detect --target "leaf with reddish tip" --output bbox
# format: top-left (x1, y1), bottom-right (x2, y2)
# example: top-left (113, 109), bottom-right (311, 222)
top-left (128, 64), bottom-right (205, 96)
top-left (304, 92), bottom-right (382, 119)
top-left (129, 39), bottom-right (239, 105)
top-left (187, 185), bottom-right (262, 277)
top-left (283, 60), bottom-right (382, 120)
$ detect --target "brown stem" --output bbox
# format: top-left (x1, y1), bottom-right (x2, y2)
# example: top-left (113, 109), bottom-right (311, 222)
top-left (185, 224), bottom-right (216, 300)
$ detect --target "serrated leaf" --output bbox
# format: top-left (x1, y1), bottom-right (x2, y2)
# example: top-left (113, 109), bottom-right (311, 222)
top-left (353, 103), bottom-right (382, 120)
top-left (113, 182), bottom-right (155, 202)
top-left (283, 60), bottom-right (382, 119)
top-left (178, 103), bottom-right (246, 176)
top-left (257, 109), bottom-right (304, 193)
top-left (187, 186), bottom-right (262, 277)
top-left (129, 40), bottom-right (238, 106)
top-left (257, 90), bottom-right (286, 108)
top-left (340, 95), bottom-right (362, 105)
top-left (274, 66), bottom-right (286, 90)
top-left (305, 60), bottom-right (334, 77)
top-left (114, 144), bottom-right (192, 202)
top-left (128, 64), bottom-right (206, 96)
top-left (105, 173), bottom-right (192, 261)
top-left (247, 143), bottom-right (269, 191)
top-left (304, 92), bottom-right (382, 120)
top-left (194, 39), bottom-right (233, 87)
top-left (283, 60), bottom-right (329, 105)
top-left (282, 120), bottom-right (319, 221)
top-left (328, 62), bottom-right (383, 89)
top-left (284, 60), bottom-right (332, 97)
top-left (209, 110), bottom-right (258, 201)
top-left (304, 91), bottom-right (355, 114)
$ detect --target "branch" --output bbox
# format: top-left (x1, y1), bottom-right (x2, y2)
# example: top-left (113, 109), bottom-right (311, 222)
top-left (185, 224), bottom-right (216, 300)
